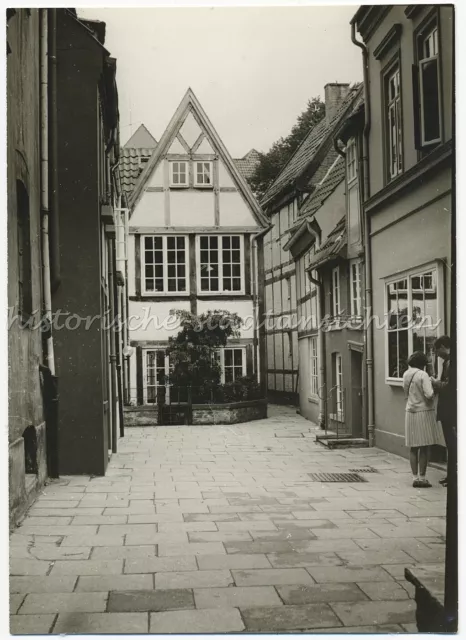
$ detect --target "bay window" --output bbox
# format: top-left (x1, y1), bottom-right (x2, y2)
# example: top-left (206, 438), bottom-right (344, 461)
top-left (332, 266), bottom-right (341, 317)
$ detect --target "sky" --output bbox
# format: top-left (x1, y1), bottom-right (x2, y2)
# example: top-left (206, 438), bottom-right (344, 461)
top-left (79, 6), bottom-right (364, 158)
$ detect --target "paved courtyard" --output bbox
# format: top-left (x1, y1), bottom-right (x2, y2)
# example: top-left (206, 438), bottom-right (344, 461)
top-left (10, 406), bottom-right (446, 634)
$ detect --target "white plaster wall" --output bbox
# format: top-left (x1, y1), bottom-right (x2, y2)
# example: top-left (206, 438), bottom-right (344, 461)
top-left (219, 191), bottom-right (256, 227)
top-left (196, 299), bottom-right (254, 339)
top-left (128, 300), bottom-right (191, 342)
top-left (218, 160), bottom-right (236, 188)
top-left (131, 192), bottom-right (165, 226)
top-left (148, 164), bottom-right (164, 188)
top-left (197, 138), bottom-right (214, 154)
top-left (170, 191), bottom-right (215, 227)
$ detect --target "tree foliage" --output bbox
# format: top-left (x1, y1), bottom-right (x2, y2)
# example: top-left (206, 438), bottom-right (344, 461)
top-left (248, 96), bottom-right (325, 201)
top-left (166, 309), bottom-right (242, 399)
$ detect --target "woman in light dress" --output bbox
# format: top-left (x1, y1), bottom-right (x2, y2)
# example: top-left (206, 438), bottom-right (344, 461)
top-left (403, 351), bottom-right (445, 488)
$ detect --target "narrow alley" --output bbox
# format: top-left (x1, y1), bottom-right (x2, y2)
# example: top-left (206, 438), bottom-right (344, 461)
top-left (10, 407), bottom-right (446, 634)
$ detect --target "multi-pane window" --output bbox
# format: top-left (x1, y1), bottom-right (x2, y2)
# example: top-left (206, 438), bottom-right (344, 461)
top-left (194, 162), bottom-right (212, 186)
top-left (386, 66), bottom-right (403, 179)
top-left (386, 266), bottom-right (440, 380)
top-left (17, 180), bottom-right (32, 322)
top-left (143, 235), bottom-right (187, 293)
top-left (350, 261), bottom-right (363, 317)
top-left (220, 347), bottom-right (245, 383)
top-left (199, 235), bottom-right (242, 293)
top-left (170, 161), bottom-right (188, 186)
top-left (346, 139), bottom-right (357, 183)
top-left (332, 266), bottom-right (341, 317)
top-left (419, 25), bottom-right (441, 146)
top-left (309, 337), bottom-right (319, 398)
top-left (144, 349), bottom-right (168, 404)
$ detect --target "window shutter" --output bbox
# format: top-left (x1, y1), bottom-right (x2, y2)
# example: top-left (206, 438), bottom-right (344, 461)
top-left (412, 64), bottom-right (422, 151)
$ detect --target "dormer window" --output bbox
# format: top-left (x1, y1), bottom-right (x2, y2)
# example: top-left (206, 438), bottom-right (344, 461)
top-left (170, 161), bottom-right (188, 187)
top-left (194, 161), bottom-right (212, 187)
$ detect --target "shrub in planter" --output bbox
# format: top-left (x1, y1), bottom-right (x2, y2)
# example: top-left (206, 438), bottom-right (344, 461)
top-left (215, 376), bottom-right (262, 403)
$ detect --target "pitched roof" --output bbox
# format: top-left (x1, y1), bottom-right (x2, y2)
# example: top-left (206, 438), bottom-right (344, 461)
top-left (307, 216), bottom-right (347, 271)
top-left (262, 83), bottom-right (363, 208)
top-left (128, 88), bottom-right (267, 227)
top-left (299, 153), bottom-right (346, 218)
top-left (234, 149), bottom-right (260, 182)
top-left (120, 147), bottom-right (154, 200)
top-left (124, 124), bottom-right (157, 149)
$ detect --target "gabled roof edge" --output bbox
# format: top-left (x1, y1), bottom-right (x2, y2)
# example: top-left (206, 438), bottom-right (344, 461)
top-left (129, 88), bottom-right (267, 227)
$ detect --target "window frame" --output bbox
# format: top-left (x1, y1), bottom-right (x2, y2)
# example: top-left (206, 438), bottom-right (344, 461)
top-left (219, 346), bottom-right (246, 384)
top-left (141, 234), bottom-right (189, 296)
top-left (143, 348), bottom-right (170, 405)
top-left (384, 60), bottom-right (403, 181)
top-left (384, 260), bottom-right (445, 385)
top-left (309, 336), bottom-right (319, 400)
top-left (169, 160), bottom-right (189, 187)
top-left (197, 234), bottom-right (245, 295)
top-left (418, 21), bottom-right (442, 148)
top-left (346, 138), bottom-right (358, 184)
top-left (350, 260), bottom-right (363, 317)
top-left (193, 161), bottom-right (213, 188)
top-left (332, 266), bottom-right (341, 317)
top-left (335, 353), bottom-right (344, 421)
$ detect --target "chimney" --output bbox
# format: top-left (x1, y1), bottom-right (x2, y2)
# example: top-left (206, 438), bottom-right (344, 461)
top-left (324, 83), bottom-right (350, 124)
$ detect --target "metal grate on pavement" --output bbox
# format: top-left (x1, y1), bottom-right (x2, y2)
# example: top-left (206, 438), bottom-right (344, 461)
top-left (348, 467), bottom-right (379, 473)
top-left (308, 472), bottom-right (367, 483)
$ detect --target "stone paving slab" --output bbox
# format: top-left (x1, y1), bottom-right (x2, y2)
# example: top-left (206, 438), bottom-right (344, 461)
top-left (241, 603), bottom-right (342, 631)
top-left (107, 589), bottom-right (194, 612)
top-left (20, 592), bottom-right (108, 614)
top-left (10, 405), bottom-right (447, 634)
top-left (149, 608), bottom-right (245, 633)
top-left (53, 612), bottom-right (148, 634)
top-left (277, 582), bottom-right (369, 604)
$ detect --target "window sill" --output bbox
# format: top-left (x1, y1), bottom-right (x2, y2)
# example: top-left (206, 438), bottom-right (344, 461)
top-left (198, 291), bottom-right (245, 297)
top-left (308, 396), bottom-right (319, 404)
top-left (141, 292), bottom-right (190, 297)
top-left (169, 185), bottom-right (189, 189)
top-left (386, 378), bottom-right (403, 387)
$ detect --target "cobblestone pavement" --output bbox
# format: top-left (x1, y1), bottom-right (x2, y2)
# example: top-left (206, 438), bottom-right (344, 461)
top-left (10, 405), bottom-right (447, 634)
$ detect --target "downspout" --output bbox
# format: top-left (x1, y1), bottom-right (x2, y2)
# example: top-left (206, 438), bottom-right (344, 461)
top-left (308, 273), bottom-right (326, 430)
top-left (251, 236), bottom-right (258, 379)
top-left (351, 20), bottom-right (374, 446)
top-left (40, 9), bottom-right (55, 375)
top-left (48, 9), bottom-right (60, 293)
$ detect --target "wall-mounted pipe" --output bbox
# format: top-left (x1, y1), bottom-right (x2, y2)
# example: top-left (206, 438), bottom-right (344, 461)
top-left (308, 272), bottom-right (327, 429)
top-left (40, 9), bottom-right (55, 375)
top-left (351, 19), bottom-right (374, 446)
top-left (48, 8), bottom-right (60, 293)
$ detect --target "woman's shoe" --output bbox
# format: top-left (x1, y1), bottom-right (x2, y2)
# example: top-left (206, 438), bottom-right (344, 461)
top-left (412, 479), bottom-right (421, 488)
top-left (439, 477), bottom-right (448, 485)
top-left (418, 479), bottom-right (432, 488)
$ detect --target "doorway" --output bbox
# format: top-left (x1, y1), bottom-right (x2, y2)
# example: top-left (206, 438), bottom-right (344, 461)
top-left (350, 349), bottom-right (363, 437)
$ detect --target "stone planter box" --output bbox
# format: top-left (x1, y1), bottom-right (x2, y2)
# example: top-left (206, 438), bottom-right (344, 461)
top-left (124, 399), bottom-right (267, 427)
top-left (192, 398), bottom-right (267, 425)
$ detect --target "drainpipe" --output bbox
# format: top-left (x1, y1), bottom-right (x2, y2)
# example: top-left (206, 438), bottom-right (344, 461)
top-left (308, 273), bottom-right (326, 429)
top-left (251, 236), bottom-right (258, 378)
top-left (351, 20), bottom-right (374, 446)
top-left (48, 9), bottom-right (60, 293)
top-left (40, 9), bottom-right (55, 375)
